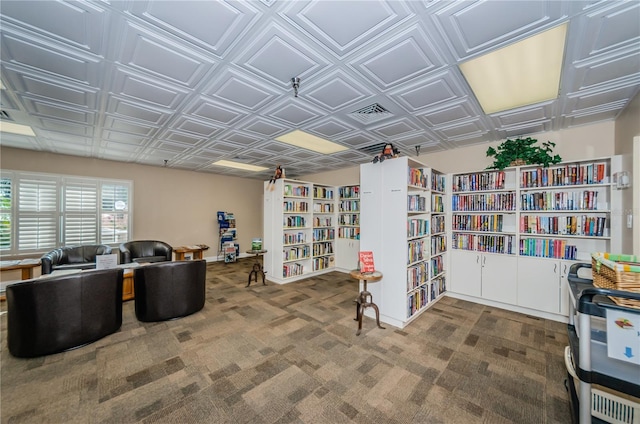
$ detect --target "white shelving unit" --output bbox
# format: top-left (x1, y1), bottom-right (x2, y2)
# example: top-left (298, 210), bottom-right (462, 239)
top-left (360, 157), bottom-right (446, 329)
top-left (448, 156), bottom-right (623, 322)
top-left (263, 179), bottom-right (359, 284)
top-left (264, 178), bottom-right (313, 283)
top-left (335, 185), bottom-right (360, 272)
top-left (312, 184), bottom-right (336, 273)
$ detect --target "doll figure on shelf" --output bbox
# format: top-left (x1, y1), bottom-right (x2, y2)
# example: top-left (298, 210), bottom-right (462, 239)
top-left (372, 143), bottom-right (400, 163)
top-left (266, 165), bottom-right (285, 191)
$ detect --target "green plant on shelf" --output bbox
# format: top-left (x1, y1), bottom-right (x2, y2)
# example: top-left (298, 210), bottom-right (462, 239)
top-left (486, 137), bottom-right (562, 170)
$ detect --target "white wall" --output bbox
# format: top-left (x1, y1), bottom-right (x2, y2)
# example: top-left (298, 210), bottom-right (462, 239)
top-left (421, 121), bottom-right (615, 174)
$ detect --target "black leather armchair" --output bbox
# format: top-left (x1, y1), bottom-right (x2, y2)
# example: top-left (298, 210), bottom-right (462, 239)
top-left (134, 260), bottom-right (206, 322)
top-left (119, 240), bottom-right (173, 264)
top-left (6, 268), bottom-right (123, 358)
top-left (41, 244), bottom-right (113, 275)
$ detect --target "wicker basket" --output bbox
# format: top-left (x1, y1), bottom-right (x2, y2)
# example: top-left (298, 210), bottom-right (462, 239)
top-left (591, 252), bottom-right (640, 309)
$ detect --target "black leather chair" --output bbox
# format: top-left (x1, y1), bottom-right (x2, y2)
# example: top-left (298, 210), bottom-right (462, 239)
top-left (6, 268), bottom-right (123, 358)
top-left (119, 240), bottom-right (173, 264)
top-left (40, 244), bottom-right (113, 275)
top-left (134, 260), bottom-right (206, 322)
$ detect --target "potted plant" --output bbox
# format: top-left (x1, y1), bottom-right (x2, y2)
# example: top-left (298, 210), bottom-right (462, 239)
top-left (485, 137), bottom-right (562, 170)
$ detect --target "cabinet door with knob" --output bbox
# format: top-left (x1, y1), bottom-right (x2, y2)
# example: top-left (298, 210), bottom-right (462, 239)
top-left (517, 256), bottom-right (576, 314)
top-left (481, 254), bottom-right (517, 304)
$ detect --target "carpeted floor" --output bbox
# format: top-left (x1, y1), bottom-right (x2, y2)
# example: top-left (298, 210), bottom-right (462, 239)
top-left (1, 259), bottom-right (571, 423)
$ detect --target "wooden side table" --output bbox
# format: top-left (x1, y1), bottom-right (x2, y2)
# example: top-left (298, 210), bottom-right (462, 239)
top-left (349, 269), bottom-right (386, 336)
top-left (0, 259), bottom-right (41, 280)
top-left (174, 245), bottom-right (209, 261)
top-left (246, 249), bottom-right (267, 287)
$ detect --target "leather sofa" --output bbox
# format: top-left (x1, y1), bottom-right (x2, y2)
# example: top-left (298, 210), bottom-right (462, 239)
top-left (119, 240), bottom-right (173, 264)
top-left (6, 268), bottom-right (123, 358)
top-left (134, 260), bottom-right (206, 322)
top-left (41, 244), bottom-right (113, 275)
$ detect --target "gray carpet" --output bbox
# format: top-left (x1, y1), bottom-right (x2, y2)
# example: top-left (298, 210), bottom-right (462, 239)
top-left (1, 259), bottom-right (571, 423)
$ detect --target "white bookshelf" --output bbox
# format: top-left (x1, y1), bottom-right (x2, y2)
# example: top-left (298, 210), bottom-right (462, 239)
top-left (448, 156), bottom-right (623, 322)
top-left (360, 156), bottom-right (447, 329)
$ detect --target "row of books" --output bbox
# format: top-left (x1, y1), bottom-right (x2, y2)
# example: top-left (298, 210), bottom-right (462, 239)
top-left (407, 286), bottom-right (430, 318)
top-left (452, 171), bottom-right (506, 192)
top-left (284, 185), bottom-right (309, 197)
top-left (283, 232), bottom-right (306, 245)
top-left (283, 246), bottom-right (310, 261)
top-left (313, 186), bottom-right (334, 200)
top-left (520, 215), bottom-right (607, 237)
top-left (313, 202), bottom-right (334, 213)
top-left (338, 214), bottom-right (359, 225)
top-left (431, 173), bottom-right (446, 192)
top-left (283, 263), bottom-right (304, 278)
top-left (407, 262), bottom-right (429, 291)
top-left (312, 228), bottom-right (335, 242)
top-left (520, 190), bottom-right (601, 211)
top-left (451, 192), bottom-right (516, 212)
top-left (407, 239), bottom-right (428, 264)
top-left (519, 238), bottom-right (578, 260)
top-left (432, 194), bottom-right (444, 213)
top-left (312, 241), bottom-right (333, 256)
top-left (452, 233), bottom-right (515, 254)
top-left (432, 276), bottom-right (446, 300)
top-left (338, 227), bottom-right (360, 239)
top-left (339, 186), bottom-right (359, 199)
top-left (339, 200), bottom-right (360, 212)
top-left (408, 194), bottom-right (427, 212)
top-left (313, 256), bottom-right (334, 271)
top-left (431, 235), bottom-right (446, 255)
top-left (431, 255), bottom-right (445, 277)
top-left (408, 167), bottom-right (428, 188)
top-left (313, 216), bottom-right (332, 227)
top-left (432, 215), bottom-right (446, 234)
top-left (283, 216), bottom-right (306, 228)
top-left (520, 163), bottom-right (607, 188)
top-left (452, 214), bottom-right (504, 232)
top-left (408, 218), bottom-right (429, 238)
top-left (283, 201), bottom-right (308, 212)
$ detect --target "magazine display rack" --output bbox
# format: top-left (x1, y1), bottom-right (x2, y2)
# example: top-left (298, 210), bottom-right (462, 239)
top-left (217, 211), bottom-right (237, 262)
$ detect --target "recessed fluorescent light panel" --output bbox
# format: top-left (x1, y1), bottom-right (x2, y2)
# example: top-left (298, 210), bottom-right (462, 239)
top-left (459, 23), bottom-right (568, 114)
top-left (0, 121), bottom-right (36, 136)
top-left (212, 160), bottom-right (268, 172)
top-left (275, 130), bottom-right (348, 154)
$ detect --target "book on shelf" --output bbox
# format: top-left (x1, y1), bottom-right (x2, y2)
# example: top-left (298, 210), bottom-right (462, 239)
top-left (358, 251), bottom-right (375, 273)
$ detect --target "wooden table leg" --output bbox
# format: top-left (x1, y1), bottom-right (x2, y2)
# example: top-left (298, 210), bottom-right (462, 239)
top-left (194, 250), bottom-right (203, 260)
top-left (21, 268), bottom-right (33, 280)
top-left (175, 252), bottom-right (185, 261)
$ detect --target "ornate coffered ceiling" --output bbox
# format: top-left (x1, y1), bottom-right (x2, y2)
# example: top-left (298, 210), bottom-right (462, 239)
top-left (1, 1), bottom-right (638, 179)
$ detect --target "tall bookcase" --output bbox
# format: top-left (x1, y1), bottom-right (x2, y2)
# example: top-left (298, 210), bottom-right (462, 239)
top-left (312, 184), bottom-right (335, 272)
top-left (264, 179), bottom-right (361, 284)
top-left (448, 156), bottom-right (623, 321)
top-left (264, 179), bottom-right (312, 283)
top-left (335, 185), bottom-right (360, 271)
top-left (360, 157), bottom-right (447, 328)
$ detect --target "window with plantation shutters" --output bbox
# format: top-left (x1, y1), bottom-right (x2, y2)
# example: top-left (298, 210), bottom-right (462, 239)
top-left (1, 170), bottom-right (132, 255)
top-left (17, 175), bottom-right (58, 251)
top-left (101, 183), bottom-right (129, 244)
top-left (63, 179), bottom-right (98, 245)
top-left (0, 175), bottom-right (12, 251)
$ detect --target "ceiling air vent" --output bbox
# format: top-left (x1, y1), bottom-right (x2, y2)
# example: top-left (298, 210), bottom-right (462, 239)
top-left (357, 142), bottom-right (389, 155)
top-left (348, 103), bottom-right (392, 124)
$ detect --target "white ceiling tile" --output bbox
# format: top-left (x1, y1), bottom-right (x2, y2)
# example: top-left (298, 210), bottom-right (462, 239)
top-left (117, 20), bottom-right (216, 87)
top-left (128, 0), bottom-right (260, 57)
top-left (0, 1), bottom-right (108, 54)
